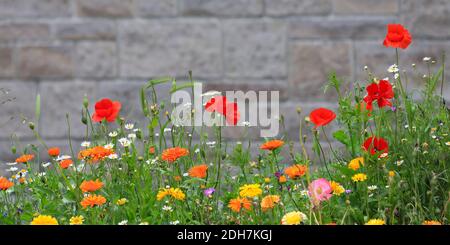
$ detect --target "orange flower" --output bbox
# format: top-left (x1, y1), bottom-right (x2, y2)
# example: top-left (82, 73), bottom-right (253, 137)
top-left (80, 194), bottom-right (106, 208)
top-left (228, 197), bottom-right (252, 212)
top-left (47, 147), bottom-right (60, 157)
top-left (60, 159), bottom-right (73, 169)
top-left (0, 177), bottom-right (14, 191)
top-left (80, 179), bottom-right (104, 193)
top-left (260, 195), bottom-right (280, 212)
top-left (422, 220), bottom-right (442, 225)
top-left (161, 147), bottom-right (189, 163)
top-left (278, 175), bottom-right (287, 183)
top-left (15, 154), bottom-right (34, 164)
top-left (78, 146), bottom-right (114, 163)
top-left (260, 140), bottom-right (284, 151)
top-left (284, 164), bottom-right (307, 179)
top-left (174, 176), bottom-right (182, 182)
top-left (149, 146), bottom-right (155, 154)
top-left (188, 164), bottom-right (208, 178)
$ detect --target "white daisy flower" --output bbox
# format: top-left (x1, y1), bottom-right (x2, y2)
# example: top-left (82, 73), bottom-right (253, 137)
top-left (368, 185), bottom-right (378, 191)
top-left (127, 133), bottom-right (136, 140)
top-left (387, 64), bottom-right (399, 73)
top-left (42, 162), bottom-right (51, 168)
top-left (108, 153), bottom-right (118, 160)
top-left (118, 138), bottom-right (131, 147)
top-left (81, 141), bottom-right (91, 147)
top-left (125, 123), bottom-right (134, 130)
top-left (55, 155), bottom-right (71, 161)
top-left (162, 206), bottom-right (173, 212)
top-left (396, 160), bottom-right (404, 166)
top-left (170, 220), bottom-right (180, 225)
top-left (109, 131), bottom-right (118, 137)
top-left (423, 57), bottom-right (431, 62)
top-left (6, 162), bottom-right (17, 166)
top-left (164, 128), bottom-right (172, 133)
top-left (104, 143), bottom-right (114, 150)
top-left (118, 220), bottom-right (128, 225)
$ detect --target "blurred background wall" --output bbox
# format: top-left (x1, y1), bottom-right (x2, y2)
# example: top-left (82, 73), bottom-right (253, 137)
top-left (1, 0), bottom-right (450, 165)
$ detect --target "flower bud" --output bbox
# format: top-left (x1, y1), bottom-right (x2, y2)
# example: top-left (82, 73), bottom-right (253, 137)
top-left (28, 122), bottom-right (35, 130)
top-left (83, 94), bottom-right (89, 108)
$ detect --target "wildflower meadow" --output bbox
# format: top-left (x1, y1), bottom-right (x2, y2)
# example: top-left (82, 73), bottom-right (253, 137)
top-left (0, 24), bottom-right (449, 226)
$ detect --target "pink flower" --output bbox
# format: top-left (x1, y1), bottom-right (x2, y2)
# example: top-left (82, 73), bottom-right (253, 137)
top-left (308, 178), bottom-right (332, 206)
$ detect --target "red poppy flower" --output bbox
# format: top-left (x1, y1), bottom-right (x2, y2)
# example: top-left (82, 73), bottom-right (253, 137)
top-left (362, 137), bottom-right (389, 155)
top-left (383, 24), bottom-right (412, 49)
top-left (204, 96), bottom-right (240, 126)
top-left (363, 80), bottom-right (394, 110)
top-left (92, 98), bottom-right (121, 123)
top-left (205, 96), bottom-right (227, 114)
top-left (309, 108), bottom-right (336, 128)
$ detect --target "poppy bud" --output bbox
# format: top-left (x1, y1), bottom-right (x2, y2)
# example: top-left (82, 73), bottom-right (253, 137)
top-left (83, 94), bottom-right (89, 108)
top-left (28, 122), bottom-right (35, 130)
top-left (11, 145), bottom-right (16, 154)
top-left (137, 156), bottom-right (144, 161)
top-left (296, 107), bottom-right (302, 114)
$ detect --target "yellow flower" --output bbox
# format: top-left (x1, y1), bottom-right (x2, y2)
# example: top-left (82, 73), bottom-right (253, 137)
top-left (388, 171), bottom-right (395, 177)
top-left (157, 187), bottom-right (185, 201)
top-left (281, 211), bottom-right (307, 225)
top-left (351, 173), bottom-right (367, 182)
top-left (330, 181), bottom-right (345, 196)
top-left (239, 184), bottom-right (262, 198)
top-left (264, 177), bottom-right (271, 183)
top-left (422, 220), bottom-right (442, 225)
top-left (116, 198), bottom-right (128, 206)
top-left (348, 157), bottom-right (364, 171)
top-left (365, 219), bottom-right (385, 225)
top-left (69, 215), bottom-right (84, 225)
top-left (31, 215), bottom-right (58, 225)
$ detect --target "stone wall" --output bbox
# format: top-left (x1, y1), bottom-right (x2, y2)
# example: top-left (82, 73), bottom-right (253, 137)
top-left (1, 0), bottom-right (450, 162)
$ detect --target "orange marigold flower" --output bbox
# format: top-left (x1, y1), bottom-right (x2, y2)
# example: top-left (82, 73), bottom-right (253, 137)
top-left (188, 164), bottom-right (208, 178)
top-left (278, 175), bottom-right (287, 183)
top-left (47, 147), bottom-right (60, 157)
top-left (80, 179), bottom-right (104, 193)
top-left (15, 154), bottom-right (34, 164)
top-left (422, 220), bottom-right (442, 225)
top-left (60, 159), bottom-right (73, 169)
top-left (260, 140), bottom-right (284, 151)
top-left (174, 176), bottom-right (182, 181)
top-left (78, 146), bottom-right (114, 163)
top-left (80, 194), bottom-right (107, 208)
top-left (161, 147), bottom-right (189, 163)
top-left (284, 164), bottom-right (307, 179)
top-left (228, 197), bottom-right (252, 213)
top-left (260, 195), bottom-right (281, 212)
top-left (0, 177), bottom-right (14, 191)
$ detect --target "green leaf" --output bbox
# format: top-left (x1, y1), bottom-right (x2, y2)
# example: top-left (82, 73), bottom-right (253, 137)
top-left (333, 130), bottom-right (350, 146)
top-left (146, 77), bottom-right (172, 88)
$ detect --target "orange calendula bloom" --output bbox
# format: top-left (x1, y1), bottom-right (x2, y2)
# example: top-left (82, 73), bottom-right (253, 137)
top-left (260, 140), bottom-right (284, 151)
top-left (260, 195), bottom-right (281, 212)
top-left (80, 179), bottom-right (104, 193)
top-left (149, 146), bottom-right (155, 154)
top-left (80, 194), bottom-right (107, 208)
top-left (284, 164), bottom-right (307, 179)
top-left (278, 175), bottom-right (287, 183)
top-left (0, 177), bottom-right (14, 190)
top-left (161, 147), bottom-right (189, 163)
top-left (31, 215), bottom-right (58, 225)
top-left (156, 187), bottom-right (186, 201)
top-left (422, 220), bottom-right (442, 225)
top-left (228, 197), bottom-right (252, 213)
top-left (15, 154), bottom-right (34, 164)
top-left (47, 147), bottom-right (60, 157)
top-left (60, 159), bottom-right (73, 169)
top-left (78, 146), bottom-right (114, 163)
top-left (188, 164), bottom-right (208, 178)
